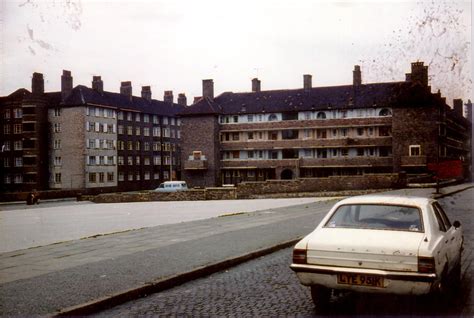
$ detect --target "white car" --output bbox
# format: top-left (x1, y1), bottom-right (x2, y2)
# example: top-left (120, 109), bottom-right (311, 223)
top-left (290, 195), bottom-right (463, 308)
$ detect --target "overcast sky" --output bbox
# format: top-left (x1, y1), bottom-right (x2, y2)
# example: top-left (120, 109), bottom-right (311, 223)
top-left (1, 0), bottom-right (471, 106)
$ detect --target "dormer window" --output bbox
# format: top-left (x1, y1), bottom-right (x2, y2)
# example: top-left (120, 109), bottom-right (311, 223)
top-left (379, 108), bottom-right (392, 116)
top-left (268, 114), bottom-right (278, 121)
top-left (316, 112), bottom-right (326, 119)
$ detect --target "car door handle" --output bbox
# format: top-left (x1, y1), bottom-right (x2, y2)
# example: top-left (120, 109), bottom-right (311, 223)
top-left (445, 240), bottom-right (449, 244)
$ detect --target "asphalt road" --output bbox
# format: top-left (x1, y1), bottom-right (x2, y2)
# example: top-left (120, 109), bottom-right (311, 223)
top-left (97, 188), bottom-right (474, 316)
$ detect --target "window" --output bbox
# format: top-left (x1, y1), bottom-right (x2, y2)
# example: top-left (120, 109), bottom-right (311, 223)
top-left (118, 156), bottom-right (124, 165)
top-left (379, 108), bottom-right (392, 116)
top-left (118, 111), bottom-right (124, 120)
top-left (127, 141), bottom-right (133, 150)
top-left (233, 115), bottom-right (239, 123)
top-left (136, 141), bottom-right (141, 151)
top-left (144, 142), bottom-right (150, 151)
top-left (127, 156), bottom-right (133, 165)
top-left (14, 124), bottom-right (22, 134)
top-left (107, 172), bottom-right (114, 182)
top-left (268, 114), bottom-right (278, 121)
top-left (232, 133), bottom-right (239, 141)
top-left (4, 109), bottom-right (10, 119)
top-left (54, 156), bottom-right (62, 166)
top-left (316, 129), bottom-right (327, 139)
top-left (340, 128), bottom-right (348, 137)
top-left (325, 204), bottom-right (422, 232)
top-left (136, 156), bottom-right (140, 165)
top-left (135, 113), bottom-right (141, 122)
top-left (270, 131), bottom-right (278, 140)
top-left (247, 151), bottom-right (254, 159)
top-left (153, 127), bottom-right (161, 137)
top-left (14, 157), bottom-right (23, 167)
top-left (232, 151), bottom-right (240, 159)
top-left (341, 148), bottom-right (349, 156)
top-left (247, 132), bottom-right (254, 140)
top-left (368, 127), bottom-right (374, 136)
top-left (154, 156), bottom-right (161, 165)
top-left (144, 127), bottom-right (150, 136)
top-left (270, 151), bottom-right (278, 159)
top-left (303, 129), bottom-right (312, 139)
top-left (3, 141), bottom-right (10, 151)
top-left (53, 123), bottom-right (61, 133)
top-left (14, 140), bottom-right (22, 150)
top-left (282, 130), bottom-right (298, 140)
top-left (4, 175), bottom-right (11, 184)
top-left (13, 108), bottom-right (23, 118)
top-left (304, 149), bottom-right (313, 158)
top-left (409, 145), bottom-right (421, 156)
top-left (107, 156), bottom-right (114, 165)
top-left (127, 126), bottom-right (133, 135)
top-left (317, 149), bottom-right (328, 158)
top-left (136, 172), bottom-right (141, 181)
top-left (54, 140), bottom-right (61, 149)
top-left (163, 117), bottom-right (169, 125)
top-left (128, 173), bottom-right (133, 181)
top-left (127, 112), bottom-right (132, 121)
top-left (14, 174), bottom-right (23, 184)
top-left (154, 172), bottom-right (160, 180)
top-left (4, 125), bottom-right (11, 134)
top-left (357, 128), bottom-right (364, 136)
top-left (143, 114), bottom-right (149, 123)
top-left (55, 173), bottom-right (61, 183)
top-left (433, 202), bottom-right (452, 230)
top-left (144, 172), bottom-right (150, 180)
top-left (118, 172), bottom-right (124, 181)
top-left (118, 141), bottom-right (124, 150)
top-left (247, 114), bottom-right (254, 122)
top-left (54, 108), bottom-right (61, 117)
top-left (303, 112), bottom-right (311, 120)
top-left (357, 148), bottom-right (364, 156)
top-left (164, 128), bottom-right (170, 137)
top-left (135, 127), bottom-right (141, 136)
top-left (153, 115), bottom-right (159, 124)
top-left (144, 157), bottom-right (150, 165)
top-left (316, 112), bottom-right (326, 119)
top-left (99, 172), bottom-right (105, 183)
top-left (88, 156), bottom-right (96, 165)
top-left (379, 127), bottom-right (391, 137)
top-left (4, 158), bottom-right (10, 167)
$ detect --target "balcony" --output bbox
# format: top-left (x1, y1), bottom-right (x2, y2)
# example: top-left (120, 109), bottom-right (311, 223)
top-left (300, 157), bottom-right (393, 168)
top-left (401, 156), bottom-right (427, 166)
top-left (184, 156), bottom-right (208, 170)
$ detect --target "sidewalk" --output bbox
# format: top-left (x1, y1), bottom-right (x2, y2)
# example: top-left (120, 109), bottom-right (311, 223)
top-left (0, 183), bottom-right (472, 316)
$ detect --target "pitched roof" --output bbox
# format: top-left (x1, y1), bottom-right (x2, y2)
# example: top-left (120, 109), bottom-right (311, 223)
top-left (180, 81), bottom-right (442, 116)
top-left (62, 85), bottom-right (184, 116)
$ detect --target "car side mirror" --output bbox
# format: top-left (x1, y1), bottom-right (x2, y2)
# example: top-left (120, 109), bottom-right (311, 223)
top-left (453, 220), bottom-right (461, 229)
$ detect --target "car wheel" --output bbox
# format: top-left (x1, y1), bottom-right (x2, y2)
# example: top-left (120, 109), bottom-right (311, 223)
top-left (310, 286), bottom-right (331, 310)
top-left (449, 252), bottom-right (462, 291)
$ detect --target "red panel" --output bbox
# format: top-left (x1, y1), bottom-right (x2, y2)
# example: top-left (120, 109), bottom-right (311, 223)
top-left (427, 160), bottom-right (463, 179)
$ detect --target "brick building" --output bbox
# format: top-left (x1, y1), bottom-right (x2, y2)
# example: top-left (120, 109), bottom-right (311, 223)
top-left (1, 71), bottom-right (185, 193)
top-left (180, 62), bottom-right (472, 188)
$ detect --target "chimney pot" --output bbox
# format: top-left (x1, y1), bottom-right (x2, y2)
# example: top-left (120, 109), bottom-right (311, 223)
top-left (120, 81), bottom-right (132, 97)
top-left (61, 70), bottom-right (73, 100)
top-left (32, 72), bottom-right (44, 95)
top-left (202, 79), bottom-right (214, 99)
top-left (353, 65), bottom-right (362, 86)
top-left (453, 99), bottom-right (463, 117)
top-left (164, 90), bottom-right (174, 104)
top-left (92, 76), bottom-right (104, 93)
top-left (141, 86), bottom-right (152, 101)
top-left (303, 74), bottom-right (312, 92)
top-left (178, 93), bottom-right (187, 106)
top-left (252, 78), bottom-right (261, 92)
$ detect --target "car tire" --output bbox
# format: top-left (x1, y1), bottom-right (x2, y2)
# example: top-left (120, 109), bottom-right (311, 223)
top-left (310, 286), bottom-right (331, 310)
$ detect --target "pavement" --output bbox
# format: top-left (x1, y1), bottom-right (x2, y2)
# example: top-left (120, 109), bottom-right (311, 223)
top-left (0, 183), bottom-right (472, 316)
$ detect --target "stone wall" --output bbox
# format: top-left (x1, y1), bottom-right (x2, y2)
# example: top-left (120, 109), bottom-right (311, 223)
top-left (236, 174), bottom-right (400, 199)
top-left (88, 187), bottom-right (236, 203)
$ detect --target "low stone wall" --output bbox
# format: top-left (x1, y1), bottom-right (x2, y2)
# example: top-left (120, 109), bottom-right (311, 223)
top-left (236, 174), bottom-right (401, 199)
top-left (88, 187), bottom-right (236, 203)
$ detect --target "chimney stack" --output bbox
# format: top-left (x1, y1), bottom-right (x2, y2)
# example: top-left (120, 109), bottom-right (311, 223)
top-left (61, 70), bottom-right (73, 100)
top-left (202, 79), bottom-right (214, 99)
top-left (406, 61), bottom-right (428, 87)
top-left (465, 100), bottom-right (472, 123)
top-left (120, 81), bottom-right (132, 97)
top-left (303, 74), bottom-right (312, 92)
top-left (32, 72), bottom-right (44, 95)
top-left (164, 90), bottom-right (174, 103)
top-left (252, 78), bottom-right (261, 92)
top-left (141, 86), bottom-right (152, 101)
top-left (353, 65), bottom-right (362, 86)
top-left (178, 93), bottom-right (187, 106)
top-left (92, 76), bottom-right (104, 94)
top-left (453, 99), bottom-right (463, 117)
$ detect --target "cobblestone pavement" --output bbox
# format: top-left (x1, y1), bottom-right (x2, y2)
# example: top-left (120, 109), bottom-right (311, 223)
top-left (99, 189), bottom-right (473, 316)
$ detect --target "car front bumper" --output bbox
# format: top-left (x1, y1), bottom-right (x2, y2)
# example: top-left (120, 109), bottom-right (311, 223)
top-left (290, 263), bottom-right (437, 295)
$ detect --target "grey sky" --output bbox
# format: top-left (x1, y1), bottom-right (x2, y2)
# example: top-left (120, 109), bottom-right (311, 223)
top-left (1, 0), bottom-right (471, 106)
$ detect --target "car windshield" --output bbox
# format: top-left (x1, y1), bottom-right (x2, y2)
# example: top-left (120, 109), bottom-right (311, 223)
top-left (325, 204), bottom-right (423, 232)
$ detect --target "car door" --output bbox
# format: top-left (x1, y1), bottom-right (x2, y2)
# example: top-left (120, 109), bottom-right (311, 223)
top-left (433, 202), bottom-right (462, 271)
top-left (430, 203), bottom-right (450, 272)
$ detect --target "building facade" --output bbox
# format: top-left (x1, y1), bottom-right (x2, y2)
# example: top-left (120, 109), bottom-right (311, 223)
top-left (181, 62), bottom-right (472, 187)
top-left (1, 71), bottom-right (185, 193)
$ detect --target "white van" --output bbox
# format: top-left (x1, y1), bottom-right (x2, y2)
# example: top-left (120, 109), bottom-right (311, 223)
top-left (154, 181), bottom-right (188, 192)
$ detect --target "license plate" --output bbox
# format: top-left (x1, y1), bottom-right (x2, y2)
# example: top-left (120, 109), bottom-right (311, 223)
top-left (337, 273), bottom-right (384, 288)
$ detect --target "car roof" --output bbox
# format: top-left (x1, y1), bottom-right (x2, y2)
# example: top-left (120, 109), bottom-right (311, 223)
top-left (336, 194), bottom-right (434, 207)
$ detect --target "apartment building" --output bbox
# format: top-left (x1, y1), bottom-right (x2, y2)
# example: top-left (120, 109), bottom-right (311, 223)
top-left (180, 62), bottom-right (472, 187)
top-left (1, 71), bottom-right (185, 193)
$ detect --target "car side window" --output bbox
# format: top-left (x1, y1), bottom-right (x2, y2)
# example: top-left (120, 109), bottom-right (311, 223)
top-left (433, 202), bottom-right (452, 229)
top-left (432, 203), bottom-right (447, 232)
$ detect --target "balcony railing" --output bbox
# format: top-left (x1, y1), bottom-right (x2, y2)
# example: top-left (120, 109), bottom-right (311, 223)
top-left (184, 158), bottom-right (208, 170)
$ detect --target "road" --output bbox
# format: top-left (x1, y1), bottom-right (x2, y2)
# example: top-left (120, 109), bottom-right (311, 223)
top-left (97, 188), bottom-right (473, 316)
